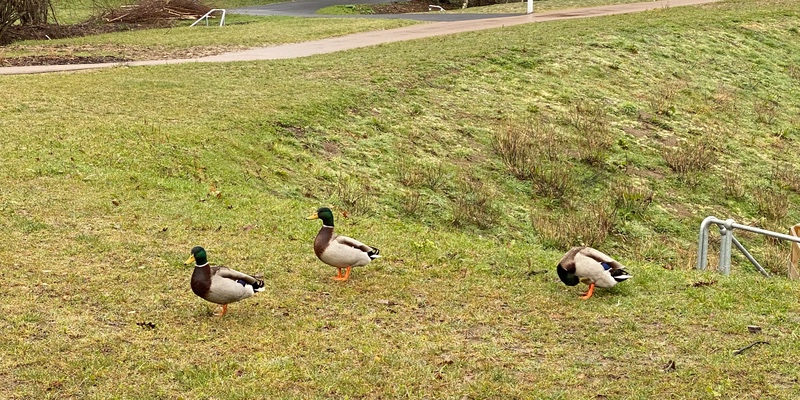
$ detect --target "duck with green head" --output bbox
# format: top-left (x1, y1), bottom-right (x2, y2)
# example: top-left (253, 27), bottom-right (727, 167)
top-left (556, 246), bottom-right (631, 299)
top-left (185, 246), bottom-right (265, 316)
top-left (307, 207), bottom-right (380, 281)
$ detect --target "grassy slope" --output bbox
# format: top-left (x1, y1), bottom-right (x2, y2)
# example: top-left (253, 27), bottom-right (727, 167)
top-left (2, 0), bottom-right (800, 398)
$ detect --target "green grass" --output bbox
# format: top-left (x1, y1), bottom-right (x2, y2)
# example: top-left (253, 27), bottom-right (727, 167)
top-left (2, 0), bottom-right (800, 398)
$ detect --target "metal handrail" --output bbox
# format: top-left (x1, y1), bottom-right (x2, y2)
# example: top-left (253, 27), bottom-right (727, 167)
top-left (190, 9), bottom-right (226, 27)
top-left (697, 217), bottom-right (800, 276)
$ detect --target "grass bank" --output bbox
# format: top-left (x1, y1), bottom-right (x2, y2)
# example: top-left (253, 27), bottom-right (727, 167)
top-left (1, 0), bottom-right (800, 398)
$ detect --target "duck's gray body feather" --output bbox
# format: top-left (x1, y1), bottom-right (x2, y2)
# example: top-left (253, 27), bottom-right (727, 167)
top-left (314, 226), bottom-right (379, 269)
top-left (191, 264), bottom-right (264, 305)
top-left (558, 246), bottom-right (631, 288)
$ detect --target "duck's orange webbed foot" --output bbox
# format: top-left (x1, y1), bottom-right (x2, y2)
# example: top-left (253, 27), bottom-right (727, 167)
top-left (213, 304), bottom-right (228, 317)
top-left (332, 266), bottom-right (352, 282)
top-left (580, 283), bottom-right (596, 300)
top-left (331, 267), bottom-right (344, 280)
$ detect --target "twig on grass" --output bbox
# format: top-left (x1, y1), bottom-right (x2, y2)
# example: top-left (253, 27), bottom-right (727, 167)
top-left (733, 341), bottom-right (769, 355)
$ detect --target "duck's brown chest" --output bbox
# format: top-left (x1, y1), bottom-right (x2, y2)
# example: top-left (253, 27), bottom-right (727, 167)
top-left (191, 266), bottom-right (212, 297)
top-left (314, 226), bottom-right (334, 258)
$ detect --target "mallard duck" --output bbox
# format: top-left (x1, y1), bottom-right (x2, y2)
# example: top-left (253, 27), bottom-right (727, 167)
top-left (184, 246), bottom-right (265, 316)
top-left (307, 207), bottom-right (380, 281)
top-left (556, 246), bottom-right (631, 299)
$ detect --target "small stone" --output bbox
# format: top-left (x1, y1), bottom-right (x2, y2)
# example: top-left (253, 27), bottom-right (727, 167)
top-left (747, 325), bottom-right (762, 334)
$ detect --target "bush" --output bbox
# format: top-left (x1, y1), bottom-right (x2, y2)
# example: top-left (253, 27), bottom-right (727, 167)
top-left (1, 0), bottom-right (51, 44)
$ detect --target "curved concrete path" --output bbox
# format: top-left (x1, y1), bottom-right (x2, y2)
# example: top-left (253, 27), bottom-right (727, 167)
top-left (0, 0), bottom-right (719, 75)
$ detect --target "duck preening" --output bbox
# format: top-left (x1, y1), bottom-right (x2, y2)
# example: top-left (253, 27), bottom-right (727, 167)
top-left (185, 246), bottom-right (265, 316)
top-left (556, 246), bottom-right (631, 299)
top-left (307, 207), bottom-right (380, 282)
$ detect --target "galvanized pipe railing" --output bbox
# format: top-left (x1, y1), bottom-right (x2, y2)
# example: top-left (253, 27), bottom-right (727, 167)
top-left (697, 217), bottom-right (800, 276)
top-left (191, 9), bottom-right (227, 27)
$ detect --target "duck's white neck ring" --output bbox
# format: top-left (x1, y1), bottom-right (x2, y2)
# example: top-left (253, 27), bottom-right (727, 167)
top-left (195, 262), bottom-right (209, 268)
top-left (323, 224), bottom-right (334, 228)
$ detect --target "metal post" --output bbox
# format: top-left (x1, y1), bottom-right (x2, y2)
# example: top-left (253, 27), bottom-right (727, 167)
top-left (718, 222), bottom-right (733, 275)
top-left (696, 216), bottom-right (716, 270)
top-left (527, 0), bottom-right (534, 14)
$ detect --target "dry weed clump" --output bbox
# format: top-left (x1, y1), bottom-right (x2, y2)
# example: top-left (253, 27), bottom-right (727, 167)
top-left (531, 202), bottom-right (618, 249)
top-left (753, 98), bottom-right (779, 125)
top-left (336, 175), bottom-right (370, 215)
top-left (530, 163), bottom-right (575, 202)
top-left (613, 181), bottom-right (654, 218)
top-left (662, 137), bottom-right (717, 174)
top-left (451, 177), bottom-right (499, 230)
top-left (772, 164), bottom-right (800, 194)
top-left (753, 186), bottom-right (789, 222)
top-left (493, 118), bottom-right (564, 179)
top-left (648, 80), bottom-right (682, 117)
top-left (722, 172), bottom-right (747, 200)
top-left (493, 118), bottom-right (576, 201)
top-left (567, 101), bottom-right (615, 166)
top-left (395, 159), bottom-right (449, 191)
top-left (758, 241), bottom-right (791, 276)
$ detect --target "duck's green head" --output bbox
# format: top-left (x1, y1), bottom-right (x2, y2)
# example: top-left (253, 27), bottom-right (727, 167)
top-left (307, 207), bottom-right (335, 226)
top-left (556, 264), bottom-right (580, 286)
top-left (185, 246), bottom-right (208, 266)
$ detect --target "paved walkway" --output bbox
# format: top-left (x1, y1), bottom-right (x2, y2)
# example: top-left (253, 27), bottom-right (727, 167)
top-left (0, 0), bottom-right (719, 75)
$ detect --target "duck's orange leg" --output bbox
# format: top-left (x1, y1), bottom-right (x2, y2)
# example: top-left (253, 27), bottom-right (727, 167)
top-left (213, 304), bottom-right (228, 317)
top-left (332, 267), bottom-right (343, 280)
top-left (580, 283), bottom-right (596, 300)
top-left (333, 266), bottom-right (352, 281)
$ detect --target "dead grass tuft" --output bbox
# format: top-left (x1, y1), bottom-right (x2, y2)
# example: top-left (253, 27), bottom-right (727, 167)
top-left (753, 97), bottom-right (779, 125)
top-left (753, 186), bottom-right (789, 222)
top-left (451, 176), bottom-right (499, 230)
top-left (613, 180), bottom-right (654, 218)
top-left (532, 202), bottom-right (618, 248)
top-left (567, 101), bottom-right (615, 166)
top-left (772, 163), bottom-right (800, 194)
top-left (662, 137), bottom-right (716, 174)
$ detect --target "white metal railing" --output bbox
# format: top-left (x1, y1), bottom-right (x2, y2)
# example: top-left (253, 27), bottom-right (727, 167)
top-left (191, 9), bottom-right (226, 27)
top-left (697, 217), bottom-right (800, 277)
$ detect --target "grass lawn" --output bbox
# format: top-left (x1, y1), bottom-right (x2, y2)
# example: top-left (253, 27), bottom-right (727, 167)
top-left (2, 0), bottom-right (800, 398)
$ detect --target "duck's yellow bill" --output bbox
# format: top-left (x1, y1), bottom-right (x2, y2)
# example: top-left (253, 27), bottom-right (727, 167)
top-left (184, 255), bottom-right (195, 265)
top-left (306, 213), bottom-right (319, 220)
